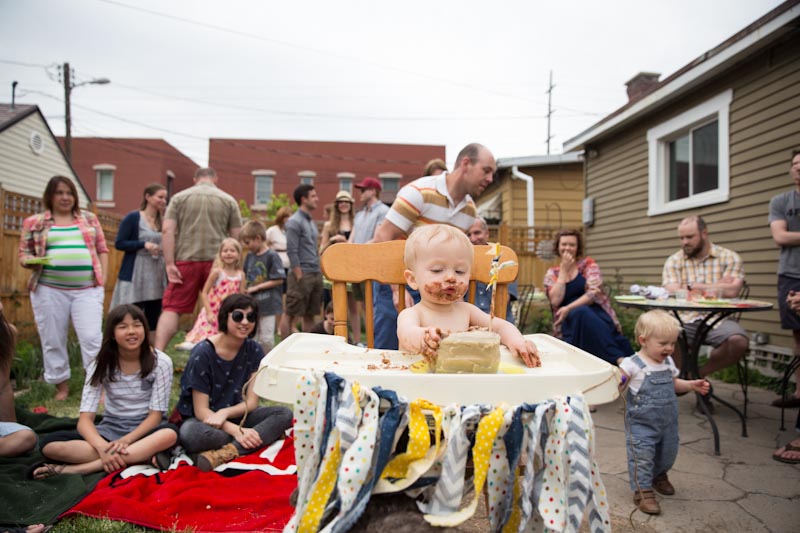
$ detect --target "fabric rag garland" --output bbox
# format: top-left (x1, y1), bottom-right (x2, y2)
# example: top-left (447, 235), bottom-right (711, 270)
top-left (285, 372), bottom-right (610, 533)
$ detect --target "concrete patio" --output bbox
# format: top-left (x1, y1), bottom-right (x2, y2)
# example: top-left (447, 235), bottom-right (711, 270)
top-left (592, 381), bottom-right (800, 532)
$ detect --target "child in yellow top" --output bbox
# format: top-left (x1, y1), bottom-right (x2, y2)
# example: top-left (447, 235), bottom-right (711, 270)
top-left (396, 224), bottom-right (539, 367)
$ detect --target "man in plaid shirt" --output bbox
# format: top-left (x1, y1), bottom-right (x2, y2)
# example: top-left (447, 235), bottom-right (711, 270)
top-left (662, 215), bottom-right (748, 379)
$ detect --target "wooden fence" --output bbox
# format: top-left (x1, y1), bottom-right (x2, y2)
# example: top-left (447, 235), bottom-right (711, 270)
top-left (490, 223), bottom-right (561, 288)
top-left (0, 187), bottom-right (124, 337)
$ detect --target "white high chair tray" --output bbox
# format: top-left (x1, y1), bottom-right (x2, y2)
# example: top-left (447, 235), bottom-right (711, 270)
top-left (254, 333), bottom-right (620, 406)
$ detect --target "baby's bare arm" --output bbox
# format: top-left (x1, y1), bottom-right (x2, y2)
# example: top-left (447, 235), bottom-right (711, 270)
top-left (468, 306), bottom-right (540, 368)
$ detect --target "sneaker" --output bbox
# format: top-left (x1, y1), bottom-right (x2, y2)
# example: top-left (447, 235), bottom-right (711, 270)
top-left (175, 341), bottom-right (196, 352)
top-left (633, 489), bottom-right (661, 515)
top-left (196, 443), bottom-right (239, 472)
top-left (653, 473), bottom-right (675, 495)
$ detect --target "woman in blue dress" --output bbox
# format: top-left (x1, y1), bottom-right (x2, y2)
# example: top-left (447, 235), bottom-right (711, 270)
top-left (543, 229), bottom-right (632, 365)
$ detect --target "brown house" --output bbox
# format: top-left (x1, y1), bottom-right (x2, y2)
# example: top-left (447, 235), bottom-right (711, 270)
top-left (208, 139), bottom-right (445, 217)
top-left (60, 138), bottom-right (198, 216)
top-left (563, 1), bottom-right (800, 349)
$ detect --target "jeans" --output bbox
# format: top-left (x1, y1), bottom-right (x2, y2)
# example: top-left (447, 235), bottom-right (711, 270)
top-left (179, 405), bottom-right (292, 455)
top-left (625, 355), bottom-right (679, 491)
top-left (372, 282), bottom-right (420, 350)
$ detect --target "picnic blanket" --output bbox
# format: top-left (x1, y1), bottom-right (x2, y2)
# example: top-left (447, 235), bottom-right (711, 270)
top-left (0, 408), bottom-right (104, 528)
top-left (63, 437), bottom-right (298, 532)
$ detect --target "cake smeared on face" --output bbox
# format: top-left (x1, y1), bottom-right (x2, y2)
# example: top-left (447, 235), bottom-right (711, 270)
top-left (423, 280), bottom-right (468, 302)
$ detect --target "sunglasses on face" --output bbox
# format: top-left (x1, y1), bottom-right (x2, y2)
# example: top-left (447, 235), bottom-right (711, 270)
top-left (231, 310), bottom-right (257, 323)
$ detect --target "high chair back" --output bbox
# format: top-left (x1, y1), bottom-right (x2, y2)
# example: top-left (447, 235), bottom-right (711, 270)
top-left (320, 241), bottom-right (519, 347)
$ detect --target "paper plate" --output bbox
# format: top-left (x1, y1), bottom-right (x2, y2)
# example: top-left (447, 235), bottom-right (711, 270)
top-left (254, 333), bottom-right (621, 406)
top-left (25, 256), bottom-right (52, 265)
top-left (615, 295), bottom-right (647, 302)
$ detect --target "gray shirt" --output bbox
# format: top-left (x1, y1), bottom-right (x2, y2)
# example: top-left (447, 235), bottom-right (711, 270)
top-left (352, 201), bottom-right (389, 244)
top-left (769, 190), bottom-right (800, 278)
top-left (285, 209), bottom-right (320, 273)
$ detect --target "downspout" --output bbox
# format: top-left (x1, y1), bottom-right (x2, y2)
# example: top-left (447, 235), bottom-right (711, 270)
top-left (511, 166), bottom-right (534, 227)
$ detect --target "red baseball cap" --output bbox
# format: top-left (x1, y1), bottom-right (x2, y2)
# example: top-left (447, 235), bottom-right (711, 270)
top-left (353, 177), bottom-right (382, 192)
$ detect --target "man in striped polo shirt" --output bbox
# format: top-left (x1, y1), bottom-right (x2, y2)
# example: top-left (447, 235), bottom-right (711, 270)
top-left (370, 143), bottom-right (496, 349)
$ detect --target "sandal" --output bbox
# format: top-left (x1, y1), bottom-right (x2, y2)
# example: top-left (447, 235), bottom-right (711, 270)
top-left (26, 461), bottom-right (65, 480)
top-left (772, 441), bottom-right (800, 464)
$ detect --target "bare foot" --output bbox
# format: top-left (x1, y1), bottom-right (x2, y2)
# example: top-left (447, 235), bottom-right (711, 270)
top-left (772, 438), bottom-right (800, 464)
top-left (54, 381), bottom-right (69, 401)
top-left (27, 523), bottom-right (48, 533)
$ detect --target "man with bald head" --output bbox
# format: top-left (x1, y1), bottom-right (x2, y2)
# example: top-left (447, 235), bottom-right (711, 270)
top-left (662, 215), bottom-right (748, 380)
top-left (370, 142), bottom-right (496, 349)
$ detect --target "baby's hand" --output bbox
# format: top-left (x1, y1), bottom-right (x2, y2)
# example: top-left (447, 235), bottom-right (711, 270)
top-left (421, 327), bottom-right (442, 364)
top-left (509, 338), bottom-right (541, 368)
top-left (693, 379), bottom-right (710, 396)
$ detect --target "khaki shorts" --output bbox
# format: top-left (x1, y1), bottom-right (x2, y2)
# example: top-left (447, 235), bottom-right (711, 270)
top-left (286, 271), bottom-right (323, 317)
top-left (684, 319), bottom-right (747, 347)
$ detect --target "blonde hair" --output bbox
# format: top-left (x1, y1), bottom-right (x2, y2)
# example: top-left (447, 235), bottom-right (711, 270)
top-left (404, 224), bottom-right (473, 271)
top-left (635, 310), bottom-right (681, 340)
top-left (213, 237), bottom-right (243, 270)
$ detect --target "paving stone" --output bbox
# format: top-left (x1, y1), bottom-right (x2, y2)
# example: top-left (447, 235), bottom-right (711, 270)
top-left (725, 462), bottom-right (800, 498)
top-left (643, 500), bottom-right (769, 532)
top-left (738, 493), bottom-right (800, 533)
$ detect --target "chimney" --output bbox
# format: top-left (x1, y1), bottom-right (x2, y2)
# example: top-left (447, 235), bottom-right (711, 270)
top-left (625, 72), bottom-right (660, 102)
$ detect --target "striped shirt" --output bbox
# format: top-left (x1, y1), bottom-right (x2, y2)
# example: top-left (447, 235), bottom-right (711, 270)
top-left (384, 173), bottom-right (477, 234)
top-left (80, 350), bottom-right (173, 417)
top-left (39, 225), bottom-right (94, 289)
top-left (662, 242), bottom-right (745, 323)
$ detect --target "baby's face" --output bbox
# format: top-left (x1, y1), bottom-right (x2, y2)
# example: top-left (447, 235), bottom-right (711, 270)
top-left (639, 333), bottom-right (677, 363)
top-left (410, 238), bottom-right (471, 304)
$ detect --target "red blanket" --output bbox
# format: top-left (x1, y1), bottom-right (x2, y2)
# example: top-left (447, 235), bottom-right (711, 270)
top-left (63, 439), bottom-right (297, 532)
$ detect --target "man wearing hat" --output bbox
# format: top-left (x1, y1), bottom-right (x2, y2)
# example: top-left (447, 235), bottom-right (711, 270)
top-left (350, 177), bottom-right (389, 246)
top-left (370, 142), bottom-right (496, 349)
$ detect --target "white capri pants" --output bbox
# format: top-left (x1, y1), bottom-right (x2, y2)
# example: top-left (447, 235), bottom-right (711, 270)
top-left (30, 284), bottom-right (104, 384)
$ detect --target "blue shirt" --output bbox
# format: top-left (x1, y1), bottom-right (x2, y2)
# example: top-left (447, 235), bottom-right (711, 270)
top-left (244, 248), bottom-right (285, 315)
top-left (177, 338), bottom-right (264, 418)
top-left (473, 280), bottom-right (518, 324)
top-left (285, 209), bottom-right (320, 273)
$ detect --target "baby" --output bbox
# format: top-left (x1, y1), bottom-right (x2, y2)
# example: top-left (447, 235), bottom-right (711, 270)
top-left (619, 310), bottom-right (710, 515)
top-left (396, 224), bottom-right (539, 368)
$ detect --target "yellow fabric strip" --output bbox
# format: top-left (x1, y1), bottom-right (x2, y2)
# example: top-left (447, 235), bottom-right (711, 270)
top-left (381, 399), bottom-right (442, 480)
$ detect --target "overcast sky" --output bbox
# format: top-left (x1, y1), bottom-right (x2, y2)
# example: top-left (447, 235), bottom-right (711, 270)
top-left (0, 0), bottom-right (785, 168)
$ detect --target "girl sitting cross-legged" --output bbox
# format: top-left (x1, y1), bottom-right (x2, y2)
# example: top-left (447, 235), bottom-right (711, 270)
top-left (30, 304), bottom-right (178, 479)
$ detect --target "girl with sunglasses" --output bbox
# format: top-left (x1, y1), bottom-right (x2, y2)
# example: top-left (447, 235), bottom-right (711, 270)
top-left (176, 294), bottom-right (292, 471)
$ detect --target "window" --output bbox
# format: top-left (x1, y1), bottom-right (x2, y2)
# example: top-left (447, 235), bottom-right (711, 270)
top-left (337, 172), bottom-right (355, 194)
top-left (646, 90), bottom-right (731, 216)
top-left (378, 172), bottom-right (402, 194)
top-left (298, 170), bottom-right (316, 185)
top-left (252, 169), bottom-right (275, 206)
top-left (93, 164), bottom-right (116, 204)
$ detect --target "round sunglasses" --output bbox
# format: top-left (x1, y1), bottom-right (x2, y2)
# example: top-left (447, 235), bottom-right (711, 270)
top-left (231, 310), bottom-right (257, 323)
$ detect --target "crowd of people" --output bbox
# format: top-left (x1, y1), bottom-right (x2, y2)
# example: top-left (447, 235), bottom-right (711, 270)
top-left (1, 146), bottom-right (799, 522)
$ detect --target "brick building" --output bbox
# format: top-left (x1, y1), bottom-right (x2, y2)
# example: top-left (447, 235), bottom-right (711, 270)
top-left (208, 139), bottom-right (446, 218)
top-left (59, 138), bottom-right (198, 216)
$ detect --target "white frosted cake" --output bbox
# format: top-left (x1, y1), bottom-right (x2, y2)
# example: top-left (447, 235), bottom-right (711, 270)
top-left (434, 330), bottom-right (501, 374)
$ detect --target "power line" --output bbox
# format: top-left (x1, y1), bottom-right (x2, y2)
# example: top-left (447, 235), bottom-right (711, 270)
top-left (97, 0), bottom-right (552, 108)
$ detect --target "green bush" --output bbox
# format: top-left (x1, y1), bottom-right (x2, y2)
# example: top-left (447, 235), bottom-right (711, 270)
top-left (12, 339), bottom-right (42, 389)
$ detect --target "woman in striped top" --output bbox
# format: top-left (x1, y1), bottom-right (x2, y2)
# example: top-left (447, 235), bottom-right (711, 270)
top-left (18, 176), bottom-right (109, 401)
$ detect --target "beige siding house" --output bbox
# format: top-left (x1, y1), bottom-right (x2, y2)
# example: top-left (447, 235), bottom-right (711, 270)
top-left (564, 1), bottom-right (800, 349)
top-left (476, 153), bottom-right (584, 286)
top-left (0, 104), bottom-right (91, 205)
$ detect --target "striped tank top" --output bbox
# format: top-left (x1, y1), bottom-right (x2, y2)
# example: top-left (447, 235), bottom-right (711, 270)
top-left (39, 225), bottom-right (94, 289)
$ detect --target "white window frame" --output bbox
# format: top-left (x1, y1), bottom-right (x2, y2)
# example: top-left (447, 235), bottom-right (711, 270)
top-left (252, 169), bottom-right (275, 207)
top-left (646, 89), bottom-right (732, 216)
top-left (298, 170), bottom-right (316, 185)
top-left (378, 172), bottom-right (402, 193)
top-left (93, 163), bottom-right (116, 207)
top-left (337, 172), bottom-right (355, 194)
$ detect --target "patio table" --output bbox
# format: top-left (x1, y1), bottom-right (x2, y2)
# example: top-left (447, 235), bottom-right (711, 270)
top-left (615, 295), bottom-right (773, 455)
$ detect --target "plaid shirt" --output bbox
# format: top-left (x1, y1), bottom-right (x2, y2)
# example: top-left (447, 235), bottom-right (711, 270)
top-left (662, 242), bottom-right (744, 323)
top-left (18, 210), bottom-right (109, 291)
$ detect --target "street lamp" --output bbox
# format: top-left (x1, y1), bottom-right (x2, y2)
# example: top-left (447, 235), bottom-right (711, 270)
top-left (61, 62), bottom-right (110, 162)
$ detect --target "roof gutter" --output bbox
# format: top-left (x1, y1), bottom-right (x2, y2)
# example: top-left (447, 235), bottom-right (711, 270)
top-left (511, 166), bottom-right (534, 227)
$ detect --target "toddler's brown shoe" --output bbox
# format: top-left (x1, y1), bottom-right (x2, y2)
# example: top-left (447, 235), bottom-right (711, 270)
top-left (653, 472), bottom-right (675, 495)
top-left (633, 489), bottom-right (661, 515)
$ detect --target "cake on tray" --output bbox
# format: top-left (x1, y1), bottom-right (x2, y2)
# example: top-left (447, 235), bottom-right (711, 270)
top-left (434, 329), bottom-right (501, 374)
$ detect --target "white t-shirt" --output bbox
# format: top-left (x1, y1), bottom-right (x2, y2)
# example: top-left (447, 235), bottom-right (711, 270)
top-left (619, 354), bottom-right (679, 394)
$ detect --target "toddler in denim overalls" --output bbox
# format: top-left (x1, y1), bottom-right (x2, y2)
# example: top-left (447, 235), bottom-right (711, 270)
top-left (619, 310), bottom-right (709, 515)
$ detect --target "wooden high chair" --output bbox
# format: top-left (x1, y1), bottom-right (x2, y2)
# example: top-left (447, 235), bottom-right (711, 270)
top-left (320, 241), bottom-right (519, 347)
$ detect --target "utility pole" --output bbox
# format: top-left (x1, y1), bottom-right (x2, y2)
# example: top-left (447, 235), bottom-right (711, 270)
top-left (545, 70), bottom-right (555, 155)
top-left (59, 62), bottom-right (110, 162)
top-left (62, 62), bottom-right (72, 161)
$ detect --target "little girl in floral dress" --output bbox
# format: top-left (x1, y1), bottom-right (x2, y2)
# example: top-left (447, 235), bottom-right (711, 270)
top-left (181, 238), bottom-right (245, 348)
